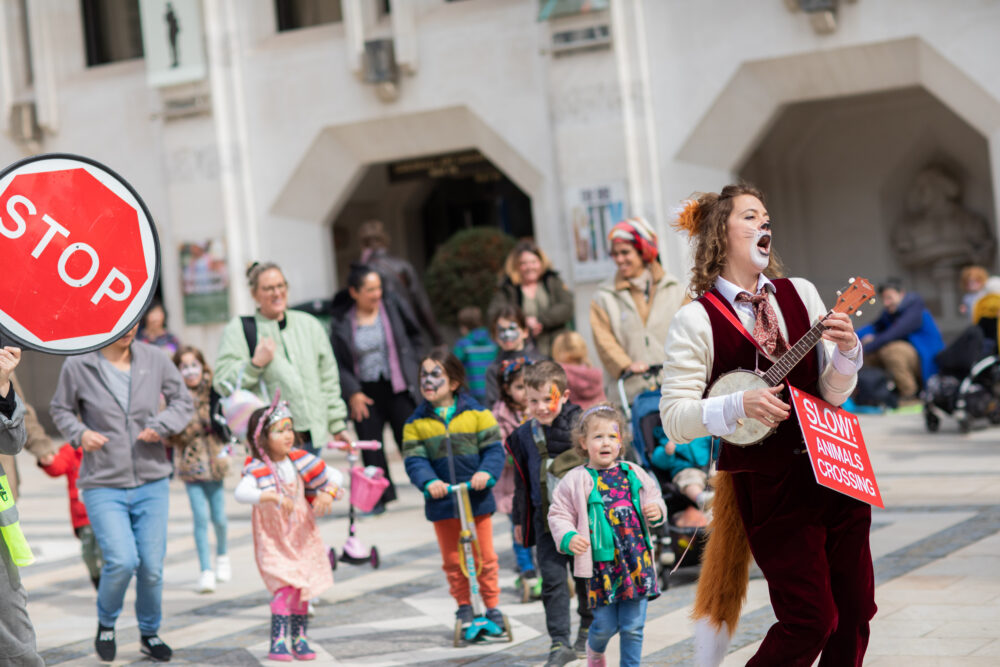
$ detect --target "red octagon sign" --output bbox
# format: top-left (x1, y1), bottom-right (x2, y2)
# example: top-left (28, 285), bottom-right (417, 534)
top-left (0, 154), bottom-right (159, 354)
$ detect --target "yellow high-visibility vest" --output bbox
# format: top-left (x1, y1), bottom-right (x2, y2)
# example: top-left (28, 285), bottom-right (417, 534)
top-left (0, 473), bottom-right (34, 567)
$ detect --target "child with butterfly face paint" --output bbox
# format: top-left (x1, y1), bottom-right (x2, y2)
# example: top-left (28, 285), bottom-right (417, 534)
top-left (484, 304), bottom-right (547, 406)
top-left (401, 347), bottom-right (507, 633)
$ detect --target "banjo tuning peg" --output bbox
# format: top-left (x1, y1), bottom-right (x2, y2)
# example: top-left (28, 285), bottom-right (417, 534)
top-left (848, 277), bottom-right (856, 284)
top-left (837, 290), bottom-right (842, 296)
top-left (855, 310), bottom-right (862, 317)
top-left (869, 298), bottom-right (876, 304)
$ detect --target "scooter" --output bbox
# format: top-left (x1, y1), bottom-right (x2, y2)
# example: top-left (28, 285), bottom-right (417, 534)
top-left (326, 440), bottom-right (387, 569)
top-left (428, 480), bottom-right (514, 646)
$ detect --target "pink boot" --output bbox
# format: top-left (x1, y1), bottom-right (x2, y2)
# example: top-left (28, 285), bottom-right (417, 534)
top-left (586, 642), bottom-right (607, 667)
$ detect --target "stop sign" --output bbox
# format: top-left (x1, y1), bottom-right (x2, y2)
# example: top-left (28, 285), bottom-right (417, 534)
top-left (0, 154), bottom-right (159, 354)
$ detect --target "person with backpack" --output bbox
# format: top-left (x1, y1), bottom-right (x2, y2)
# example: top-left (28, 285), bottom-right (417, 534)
top-left (214, 262), bottom-right (351, 455)
top-left (506, 360), bottom-right (592, 666)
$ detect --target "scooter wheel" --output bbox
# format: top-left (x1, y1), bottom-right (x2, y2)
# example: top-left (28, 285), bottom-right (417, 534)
top-left (370, 547), bottom-right (380, 569)
top-left (924, 412), bottom-right (940, 433)
top-left (453, 620), bottom-right (463, 647)
top-left (503, 614), bottom-right (513, 643)
top-left (328, 547), bottom-right (338, 571)
top-left (519, 576), bottom-right (531, 603)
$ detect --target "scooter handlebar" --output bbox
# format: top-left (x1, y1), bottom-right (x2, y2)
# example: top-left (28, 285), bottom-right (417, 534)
top-left (423, 477), bottom-right (496, 498)
top-left (326, 440), bottom-right (382, 451)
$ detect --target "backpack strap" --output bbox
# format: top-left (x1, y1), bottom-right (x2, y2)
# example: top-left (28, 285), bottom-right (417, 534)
top-left (241, 316), bottom-right (257, 354)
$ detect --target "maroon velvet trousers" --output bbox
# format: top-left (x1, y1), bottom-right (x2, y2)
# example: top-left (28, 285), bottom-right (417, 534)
top-left (732, 455), bottom-right (877, 666)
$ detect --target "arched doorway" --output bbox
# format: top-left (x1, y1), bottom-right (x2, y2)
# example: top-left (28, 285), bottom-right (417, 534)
top-left (330, 149), bottom-right (534, 285)
top-left (739, 87), bottom-right (995, 337)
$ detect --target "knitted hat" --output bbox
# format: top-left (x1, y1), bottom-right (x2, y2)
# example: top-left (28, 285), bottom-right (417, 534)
top-left (608, 217), bottom-right (659, 264)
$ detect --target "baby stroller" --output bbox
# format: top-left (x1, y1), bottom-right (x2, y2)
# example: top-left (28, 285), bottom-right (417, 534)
top-left (618, 368), bottom-right (712, 590)
top-left (923, 303), bottom-right (1000, 433)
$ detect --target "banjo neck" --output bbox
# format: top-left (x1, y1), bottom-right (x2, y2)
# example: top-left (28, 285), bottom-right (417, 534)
top-left (760, 313), bottom-right (831, 387)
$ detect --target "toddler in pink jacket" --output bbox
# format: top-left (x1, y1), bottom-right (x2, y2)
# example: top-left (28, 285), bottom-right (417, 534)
top-left (547, 403), bottom-right (666, 667)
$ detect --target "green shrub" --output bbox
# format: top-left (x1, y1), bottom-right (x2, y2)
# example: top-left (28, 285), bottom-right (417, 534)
top-left (424, 228), bottom-right (516, 326)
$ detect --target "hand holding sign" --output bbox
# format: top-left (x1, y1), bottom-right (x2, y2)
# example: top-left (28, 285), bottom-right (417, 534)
top-left (0, 346), bottom-right (20, 397)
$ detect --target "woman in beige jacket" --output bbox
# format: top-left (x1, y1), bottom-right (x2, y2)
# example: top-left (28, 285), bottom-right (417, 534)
top-left (589, 218), bottom-right (685, 404)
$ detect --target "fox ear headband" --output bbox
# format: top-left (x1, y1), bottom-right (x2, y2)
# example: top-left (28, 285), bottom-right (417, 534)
top-left (671, 199), bottom-right (702, 238)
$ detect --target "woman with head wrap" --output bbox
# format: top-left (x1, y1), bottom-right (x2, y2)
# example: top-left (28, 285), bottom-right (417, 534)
top-left (589, 217), bottom-right (685, 404)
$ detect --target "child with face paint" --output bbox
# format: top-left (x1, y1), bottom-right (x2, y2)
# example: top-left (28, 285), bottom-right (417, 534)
top-left (401, 347), bottom-right (507, 634)
top-left (169, 346), bottom-right (232, 594)
top-left (490, 357), bottom-right (541, 601)
top-left (236, 401), bottom-right (341, 661)
top-left (547, 403), bottom-right (666, 667)
top-left (506, 360), bottom-right (594, 664)
top-left (484, 304), bottom-right (547, 406)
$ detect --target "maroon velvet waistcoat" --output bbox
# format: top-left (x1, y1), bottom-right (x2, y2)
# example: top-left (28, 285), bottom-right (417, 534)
top-left (698, 278), bottom-right (820, 474)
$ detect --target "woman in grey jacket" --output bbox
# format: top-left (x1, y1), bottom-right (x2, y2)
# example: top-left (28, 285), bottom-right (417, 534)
top-left (50, 326), bottom-right (193, 663)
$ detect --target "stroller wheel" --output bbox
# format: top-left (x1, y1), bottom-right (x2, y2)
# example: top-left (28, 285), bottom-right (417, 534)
top-left (370, 547), bottom-right (380, 569)
top-left (328, 547), bottom-right (337, 571)
top-left (925, 411), bottom-right (940, 432)
top-left (958, 417), bottom-right (972, 434)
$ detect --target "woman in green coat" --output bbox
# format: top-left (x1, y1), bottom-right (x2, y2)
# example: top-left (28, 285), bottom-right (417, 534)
top-left (214, 262), bottom-right (350, 454)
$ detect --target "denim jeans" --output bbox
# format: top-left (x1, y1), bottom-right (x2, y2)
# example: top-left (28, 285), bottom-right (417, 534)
top-left (588, 597), bottom-right (648, 667)
top-left (82, 478), bottom-right (169, 634)
top-left (184, 480), bottom-right (228, 572)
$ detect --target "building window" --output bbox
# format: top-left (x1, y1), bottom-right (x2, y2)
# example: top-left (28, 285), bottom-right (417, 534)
top-left (275, 0), bottom-right (343, 31)
top-left (81, 0), bottom-right (144, 66)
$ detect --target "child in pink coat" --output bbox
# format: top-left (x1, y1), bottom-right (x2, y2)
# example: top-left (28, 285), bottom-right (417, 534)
top-left (547, 403), bottom-right (666, 667)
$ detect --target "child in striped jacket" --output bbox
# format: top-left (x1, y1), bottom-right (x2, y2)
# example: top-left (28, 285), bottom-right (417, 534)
top-left (235, 400), bottom-right (343, 662)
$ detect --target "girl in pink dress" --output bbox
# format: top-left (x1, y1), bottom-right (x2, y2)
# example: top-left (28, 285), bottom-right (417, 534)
top-left (235, 401), bottom-right (342, 661)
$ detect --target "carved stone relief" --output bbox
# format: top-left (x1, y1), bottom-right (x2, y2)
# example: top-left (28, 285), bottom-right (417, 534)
top-left (890, 165), bottom-right (995, 327)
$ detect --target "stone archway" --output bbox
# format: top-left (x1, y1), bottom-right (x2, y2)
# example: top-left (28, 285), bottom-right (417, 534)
top-left (675, 36), bottom-right (1000, 336)
top-left (270, 105), bottom-right (545, 231)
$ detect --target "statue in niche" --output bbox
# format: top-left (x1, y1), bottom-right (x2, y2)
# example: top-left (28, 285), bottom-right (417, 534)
top-left (891, 165), bottom-right (994, 269)
top-left (890, 165), bottom-right (995, 329)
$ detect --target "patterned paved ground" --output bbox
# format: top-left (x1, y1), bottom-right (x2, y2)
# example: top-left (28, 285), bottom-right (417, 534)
top-left (14, 410), bottom-right (1000, 665)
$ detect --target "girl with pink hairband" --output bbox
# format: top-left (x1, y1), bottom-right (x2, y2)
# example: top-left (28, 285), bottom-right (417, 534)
top-left (235, 397), bottom-right (343, 661)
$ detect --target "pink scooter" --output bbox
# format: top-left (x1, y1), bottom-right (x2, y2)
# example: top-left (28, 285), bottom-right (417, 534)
top-left (326, 440), bottom-right (388, 570)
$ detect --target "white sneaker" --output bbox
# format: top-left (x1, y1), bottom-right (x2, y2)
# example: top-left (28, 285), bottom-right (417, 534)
top-left (197, 570), bottom-right (216, 593)
top-left (216, 555), bottom-right (231, 582)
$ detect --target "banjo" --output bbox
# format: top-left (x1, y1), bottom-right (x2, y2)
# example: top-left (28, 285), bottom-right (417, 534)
top-left (705, 277), bottom-right (875, 446)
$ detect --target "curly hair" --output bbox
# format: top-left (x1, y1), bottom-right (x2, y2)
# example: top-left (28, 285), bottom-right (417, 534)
top-left (684, 183), bottom-right (784, 297)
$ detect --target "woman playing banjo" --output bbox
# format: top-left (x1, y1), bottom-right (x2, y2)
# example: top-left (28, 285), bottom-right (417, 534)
top-left (658, 184), bottom-right (876, 666)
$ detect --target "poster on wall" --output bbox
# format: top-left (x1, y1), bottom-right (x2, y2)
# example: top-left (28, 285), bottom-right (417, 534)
top-left (567, 182), bottom-right (627, 283)
top-left (538, 0), bottom-right (610, 20)
top-left (180, 239), bottom-right (229, 324)
top-left (139, 0), bottom-right (207, 87)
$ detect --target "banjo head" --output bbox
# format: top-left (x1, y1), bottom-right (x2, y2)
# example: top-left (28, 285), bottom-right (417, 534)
top-left (706, 369), bottom-right (775, 447)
